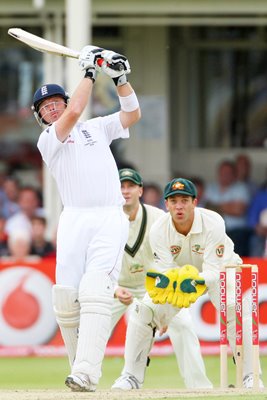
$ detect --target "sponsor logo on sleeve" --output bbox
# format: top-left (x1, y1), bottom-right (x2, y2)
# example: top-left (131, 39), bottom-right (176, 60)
top-left (216, 244), bottom-right (225, 258)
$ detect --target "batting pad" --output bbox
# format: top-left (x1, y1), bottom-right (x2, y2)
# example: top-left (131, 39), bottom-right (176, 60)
top-left (71, 270), bottom-right (113, 385)
top-left (52, 285), bottom-right (80, 366)
top-left (122, 300), bottom-right (155, 384)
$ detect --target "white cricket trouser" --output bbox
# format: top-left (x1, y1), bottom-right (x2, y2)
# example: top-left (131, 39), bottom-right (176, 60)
top-left (56, 206), bottom-right (129, 287)
top-left (111, 288), bottom-right (212, 388)
top-left (53, 206), bottom-right (129, 385)
top-left (140, 281), bottom-right (262, 381)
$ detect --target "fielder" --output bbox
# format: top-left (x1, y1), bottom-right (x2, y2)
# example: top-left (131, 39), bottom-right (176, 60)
top-left (113, 178), bottom-right (264, 390)
top-left (32, 46), bottom-right (141, 392)
top-left (111, 168), bottom-right (212, 389)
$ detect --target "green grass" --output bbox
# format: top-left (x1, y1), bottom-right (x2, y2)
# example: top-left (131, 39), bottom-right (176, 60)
top-left (0, 354), bottom-right (266, 390)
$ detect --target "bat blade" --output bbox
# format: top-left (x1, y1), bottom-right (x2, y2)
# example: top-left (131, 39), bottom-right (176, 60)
top-left (8, 28), bottom-right (80, 59)
top-left (8, 28), bottom-right (125, 71)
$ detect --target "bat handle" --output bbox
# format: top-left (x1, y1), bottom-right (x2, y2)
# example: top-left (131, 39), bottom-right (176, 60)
top-left (96, 58), bottom-right (124, 72)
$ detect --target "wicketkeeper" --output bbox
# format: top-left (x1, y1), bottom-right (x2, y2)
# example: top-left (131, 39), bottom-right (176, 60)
top-left (112, 178), bottom-right (264, 390)
top-left (111, 168), bottom-right (212, 390)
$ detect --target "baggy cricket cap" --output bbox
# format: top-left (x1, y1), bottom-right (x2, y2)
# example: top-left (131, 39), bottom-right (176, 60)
top-left (119, 168), bottom-right (143, 186)
top-left (164, 178), bottom-right (197, 199)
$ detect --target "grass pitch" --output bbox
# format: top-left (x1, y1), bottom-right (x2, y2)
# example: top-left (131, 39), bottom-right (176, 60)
top-left (0, 354), bottom-right (266, 400)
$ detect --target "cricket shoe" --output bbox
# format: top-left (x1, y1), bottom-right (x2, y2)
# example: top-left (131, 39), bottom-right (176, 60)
top-left (111, 374), bottom-right (142, 390)
top-left (243, 373), bottom-right (264, 389)
top-left (65, 373), bottom-right (96, 392)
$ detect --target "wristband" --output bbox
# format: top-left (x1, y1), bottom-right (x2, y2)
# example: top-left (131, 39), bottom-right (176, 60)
top-left (113, 74), bottom-right (128, 87)
top-left (119, 91), bottom-right (139, 112)
top-left (84, 68), bottom-right (96, 83)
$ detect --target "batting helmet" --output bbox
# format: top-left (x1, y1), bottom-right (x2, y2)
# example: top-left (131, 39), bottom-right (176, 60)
top-left (32, 84), bottom-right (69, 126)
top-left (32, 84), bottom-right (69, 112)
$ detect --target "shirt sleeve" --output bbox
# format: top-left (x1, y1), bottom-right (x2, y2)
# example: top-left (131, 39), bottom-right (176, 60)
top-left (37, 124), bottom-right (65, 167)
top-left (199, 216), bottom-right (226, 287)
top-left (100, 112), bottom-right (129, 144)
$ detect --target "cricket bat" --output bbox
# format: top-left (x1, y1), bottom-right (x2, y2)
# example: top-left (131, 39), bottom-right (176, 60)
top-left (8, 28), bottom-right (124, 70)
top-left (8, 28), bottom-right (80, 59)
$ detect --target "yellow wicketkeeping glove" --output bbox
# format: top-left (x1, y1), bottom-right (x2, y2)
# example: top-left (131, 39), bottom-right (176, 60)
top-left (145, 268), bottom-right (179, 304)
top-left (170, 264), bottom-right (207, 308)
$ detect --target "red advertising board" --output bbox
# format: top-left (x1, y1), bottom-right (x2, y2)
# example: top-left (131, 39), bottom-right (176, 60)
top-left (0, 257), bottom-right (266, 356)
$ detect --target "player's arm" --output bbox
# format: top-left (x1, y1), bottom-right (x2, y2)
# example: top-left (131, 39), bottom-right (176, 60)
top-left (55, 46), bottom-right (101, 142)
top-left (100, 50), bottom-right (141, 129)
top-left (117, 83), bottom-right (141, 129)
top-left (200, 216), bottom-right (227, 287)
top-left (55, 78), bottom-right (94, 142)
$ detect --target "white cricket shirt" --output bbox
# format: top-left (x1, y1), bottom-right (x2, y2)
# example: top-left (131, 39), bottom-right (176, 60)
top-left (37, 112), bottom-right (128, 207)
top-left (149, 207), bottom-right (242, 287)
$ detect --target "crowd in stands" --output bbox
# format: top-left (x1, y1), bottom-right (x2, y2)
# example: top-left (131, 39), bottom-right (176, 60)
top-left (0, 166), bottom-right (55, 261)
top-left (129, 153), bottom-right (267, 258)
top-left (1, 153), bottom-right (267, 261)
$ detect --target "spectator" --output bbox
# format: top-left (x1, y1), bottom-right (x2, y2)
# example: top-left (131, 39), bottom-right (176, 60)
top-left (142, 182), bottom-right (166, 210)
top-left (235, 153), bottom-right (258, 199)
top-left (30, 216), bottom-right (55, 258)
top-left (205, 159), bottom-right (251, 256)
top-left (0, 214), bottom-right (8, 257)
top-left (189, 176), bottom-right (207, 207)
top-left (4, 186), bottom-right (44, 238)
top-left (247, 180), bottom-right (267, 257)
top-left (3, 229), bottom-right (40, 262)
top-left (1, 176), bottom-right (20, 219)
top-left (0, 162), bottom-right (8, 211)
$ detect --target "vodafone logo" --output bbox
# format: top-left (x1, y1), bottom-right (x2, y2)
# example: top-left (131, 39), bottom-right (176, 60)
top-left (0, 266), bottom-right (57, 346)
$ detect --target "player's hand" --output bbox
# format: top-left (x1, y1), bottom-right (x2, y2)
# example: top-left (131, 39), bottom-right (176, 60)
top-left (168, 264), bottom-right (207, 308)
top-left (78, 45), bottom-right (104, 71)
top-left (101, 50), bottom-right (131, 76)
top-left (115, 287), bottom-right (133, 305)
top-left (178, 264), bottom-right (206, 294)
top-left (145, 268), bottom-right (180, 304)
top-left (100, 50), bottom-right (131, 86)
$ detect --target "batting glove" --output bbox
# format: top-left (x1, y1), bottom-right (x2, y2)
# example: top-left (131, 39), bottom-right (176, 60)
top-left (78, 45), bottom-right (104, 70)
top-left (100, 50), bottom-right (131, 86)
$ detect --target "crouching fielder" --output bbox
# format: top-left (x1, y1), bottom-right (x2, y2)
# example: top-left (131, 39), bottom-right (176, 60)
top-left (32, 46), bottom-right (140, 391)
top-left (111, 168), bottom-right (212, 390)
top-left (112, 178), bottom-right (264, 390)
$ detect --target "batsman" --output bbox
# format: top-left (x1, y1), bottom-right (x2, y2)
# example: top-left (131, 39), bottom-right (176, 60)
top-left (112, 178), bottom-right (264, 390)
top-left (31, 46), bottom-right (140, 392)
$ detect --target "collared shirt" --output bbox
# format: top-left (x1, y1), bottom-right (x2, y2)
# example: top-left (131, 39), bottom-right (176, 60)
top-left (37, 112), bottom-right (128, 208)
top-left (118, 204), bottom-right (165, 288)
top-left (149, 207), bottom-right (242, 287)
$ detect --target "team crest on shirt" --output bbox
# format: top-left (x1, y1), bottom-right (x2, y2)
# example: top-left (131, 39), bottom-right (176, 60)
top-left (216, 244), bottom-right (225, 258)
top-left (170, 245), bottom-right (181, 255)
top-left (192, 244), bottom-right (204, 255)
top-left (81, 129), bottom-right (97, 146)
top-left (130, 263), bottom-right (144, 274)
